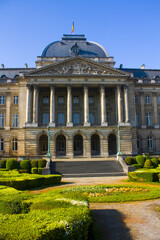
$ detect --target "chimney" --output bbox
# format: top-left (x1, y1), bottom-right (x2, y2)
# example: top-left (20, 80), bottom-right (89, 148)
top-left (25, 63), bottom-right (28, 68)
top-left (141, 64), bottom-right (145, 69)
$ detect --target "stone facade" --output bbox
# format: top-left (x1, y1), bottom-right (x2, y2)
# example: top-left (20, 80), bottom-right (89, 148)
top-left (0, 34), bottom-right (160, 158)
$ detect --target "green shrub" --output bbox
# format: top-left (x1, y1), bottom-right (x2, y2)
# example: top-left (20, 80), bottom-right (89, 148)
top-left (0, 160), bottom-right (6, 168)
top-left (31, 160), bottom-right (38, 168)
top-left (31, 167), bottom-right (38, 174)
top-left (144, 159), bottom-right (153, 168)
top-left (132, 164), bottom-right (142, 170)
top-left (125, 157), bottom-right (136, 165)
top-left (128, 171), bottom-right (159, 182)
top-left (6, 159), bottom-right (18, 170)
top-left (38, 168), bottom-right (43, 175)
top-left (151, 158), bottom-right (159, 167)
top-left (19, 169), bottom-right (28, 173)
top-left (136, 155), bottom-right (146, 167)
top-left (38, 159), bottom-right (47, 168)
top-left (20, 160), bottom-right (31, 173)
top-left (144, 153), bottom-right (150, 159)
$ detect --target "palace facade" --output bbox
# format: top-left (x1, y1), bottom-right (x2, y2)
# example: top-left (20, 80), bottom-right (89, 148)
top-left (0, 34), bottom-right (160, 158)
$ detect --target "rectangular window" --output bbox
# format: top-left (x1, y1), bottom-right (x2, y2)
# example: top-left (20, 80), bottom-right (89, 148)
top-left (73, 113), bottom-right (80, 125)
top-left (0, 96), bottom-right (5, 105)
top-left (106, 112), bottom-right (109, 122)
top-left (43, 113), bottom-right (49, 124)
top-left (148, 136), bottom-right (153, 149)
top-left (43, 96), bottom-right (49, 104)
top-left (89, 96), bottom-right (94, 104)
top-left (135, 95), bottom-right (138, 104)
top-left (0, 138), bottom-right (3, 151)
top-left (12, 114), bottom-right (18, 127)
top-left (145, 96), bottom-right (150, 104)
top-left (13, 96), bottom-right (18, 104)
top-left (58, 96), bottom-right (64, 104)
top-left (89, 112), bottom-right (94, 124)
top-left (58, 113), bottom-right (64, 125)
top-left (135, 113), bottom-right (139, 126)
top-left (146, 113), bottom-right (152, 126)
top-left (73, 96), bottom-right (79, 104)
top-left (0, 114), bottom-right (4, 127)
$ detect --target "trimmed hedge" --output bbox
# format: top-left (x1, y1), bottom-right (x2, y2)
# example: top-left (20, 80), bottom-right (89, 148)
top-left (31, 160), bottom-right (38, 168)
top-left (31, 167), bottom-right (38, 174)
top-left (0, 160), bottom-right (6, 168)
top-left (124, 157), bottom-right (136, 165)
top-left (38, 167), bottom-right (43, 175)
top-left (136, 155), bottom-right (146, 167)
top-left (144, 159), bottom-right (153, 168)
top-left (128, 171), bottom-right (159, 182)
top-left (38, 159), bottom-right (47, 168)
top-left (132, 164), bottom-right (142, 170)
top-left (20, 160), bottom-right (31, 173)
top-left (151, 158), bottom-right (159, 167)
top-left (6, 159), bottom-right (18, 170)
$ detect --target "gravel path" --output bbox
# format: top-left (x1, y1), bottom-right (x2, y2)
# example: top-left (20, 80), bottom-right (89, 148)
top-left (90, 199), bottom-right (160, 240)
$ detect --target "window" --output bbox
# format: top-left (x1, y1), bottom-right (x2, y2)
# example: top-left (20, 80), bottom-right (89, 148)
top-left (137, 137), bottom-right (140, 150)
top-left (106, 112), bottom-right (109, 122)
top-left (146, 113), bottom-right (152, 126)
top-left (43, 96), bottom-right (49, 104)
top-left (0, 96), bottom-right (5, 105)
top-left (58, 113), bottom-right (64, 125)
top-left (89, 96), bottom-right (94, 104)
top-left (106, 96), bottom-right (109, 104)
top-left (12, 114), bottom-right (18, 127)
top-left (13, 96), bottom-right (18, 104)
top-left (89, 112), bottom-right (94, 124)
top-left (73, 96), bottom-right (79, 104)
top-left (135, 95), bottom-right (138, 104)
top-left (145, 96), bottom-right (150, 104)
top-left (73, 113), bottom-right (80, 125)
top-left (135, 113), bottom-right (139, 126)
top-left (0, 138), bottom-right (3, 151)
top-left (158, 96), bottom-right (160, 104)
top-left (0, 114), bottom-right (4, 127)
top-left (43, 113), bottom-right (49, 124)
top-left (58, 96), bottom-right (64, 104)
top-left (147, 136), bottom-right (153, 149)
top-left (12, 138), bottom-right (17, 151)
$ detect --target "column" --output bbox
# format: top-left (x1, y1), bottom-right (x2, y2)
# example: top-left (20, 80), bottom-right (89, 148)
top-left (32, 85), bottom-right (39, 127)
top-left (117, 85), bottom-right (122, 123)
top-left (140, 92), bottom-right (146, 128)
top-left (84, 85), bottom-right (90, 126)
top-left (26, 84), bottom-right (32, 124)
top-left (154, 93), bottom-right (159, 128)
top-left (100, 85), bottom-right (108, 126)
top-left (124, 85), bottom-right (129, 123)
top-left (66, 85), bottom-right (73, 127)
top-left (49, 85), bottom-right (55, 127)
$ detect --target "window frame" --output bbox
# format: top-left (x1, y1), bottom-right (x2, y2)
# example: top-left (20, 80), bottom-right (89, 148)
top-left (145, 95), bottom-right (150, 104)
top-left (0, 113), bottom-right (4, 128)
top-left (12, 137), bottom-right (18, 151)
top-left (12, 113), bottom-right (18, 127)
top-left (13, 96), bottom-right (18, 104)
top-left (146, 112), bottom-right (152, 126)
top-left (0, 96), bottom-right (5, 105)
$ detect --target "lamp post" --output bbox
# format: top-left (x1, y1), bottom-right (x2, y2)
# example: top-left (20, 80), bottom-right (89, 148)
top-left (117, 123), bottom-right (122, 156)
top-left (47, 125), bottom-right (51, 157)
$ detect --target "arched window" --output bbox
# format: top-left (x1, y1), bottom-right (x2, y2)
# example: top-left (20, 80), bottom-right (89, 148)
top-left (0, 138), bottom-right (3, 151)
top-left (12, 138), bottom-right (17, 151)
top-left (147, 136), bottom-right (153, 149)
top-left (1, 75), bottom-right (7, 79)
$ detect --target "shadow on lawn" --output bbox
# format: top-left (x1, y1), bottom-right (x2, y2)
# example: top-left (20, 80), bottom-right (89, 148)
top-left (91, 209), bottom-right (133, 240)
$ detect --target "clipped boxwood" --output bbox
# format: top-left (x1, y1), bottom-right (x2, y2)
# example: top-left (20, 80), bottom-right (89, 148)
top-left (38, 168), bottom-right (43, 175)
top-left (132, 164), bottom-right (142, 170)
top-left (151, 158), bottom-right (159, 167)
top-left (20, 160), bottom-right (31, 173)
top-left (31, 160), bottom-right (38, 168)
top-left (38, 159), bottom-right (47, 168)
top-left (136, 155), bottom-right (146, 167)
top-left (19, 169), bottom-right (28, 173)
top-left (31, 167), bottom-right (38, 174)
top-left (128, 171), bottom-right (159, 182)
top-left (0, 160), bottom-right (6, 168)
top-left (125, 157), bottom-right (136, 165)
top-left (6, 159), bottom-right (18, 170)
top-left (144, 159), bottom-right (153, 168)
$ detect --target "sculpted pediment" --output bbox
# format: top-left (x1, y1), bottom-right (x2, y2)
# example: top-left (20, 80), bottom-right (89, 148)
top-left (25, 57), bottom-right (130, 77)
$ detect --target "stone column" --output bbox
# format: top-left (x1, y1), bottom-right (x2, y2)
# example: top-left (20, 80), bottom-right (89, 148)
top-left (84, 85), bottom-right (90, 126)
top-left (101, 85), bottom-right (108, 126)
top-left (117, 85), bottom-right (122, 123)
top-left (49, 85), bottom-right (55, 127)
top-left (32, 85), bottom-right (39, 127)
top-left (154, 93), bottom-right (159, 128)
top-left (26, 84), bottom-right (32, 124)
top-left (124, 85), bottom-right (129, 123)
top-left (66, 85), bottom-right (73, 127)
top-left (140, 92), bottom-right (146, 128)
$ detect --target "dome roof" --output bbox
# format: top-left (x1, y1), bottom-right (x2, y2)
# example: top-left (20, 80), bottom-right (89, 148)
top-left (42, 34), bottom-right (109, 58)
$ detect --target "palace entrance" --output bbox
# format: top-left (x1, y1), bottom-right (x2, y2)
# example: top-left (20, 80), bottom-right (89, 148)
top-left (56, 135), bottom-right (66, 156)
top-left (74, 135), bottom-right (83, 156)
top-left (108, 134), bottom-right (117, 155)
top-left (39, 135), bottom-right (48, 155)
top-left (91, 134), bottom-right (100, 156)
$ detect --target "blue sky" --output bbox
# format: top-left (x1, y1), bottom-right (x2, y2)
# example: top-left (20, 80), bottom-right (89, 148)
top-left (0, 0), bottom-right (160, 69)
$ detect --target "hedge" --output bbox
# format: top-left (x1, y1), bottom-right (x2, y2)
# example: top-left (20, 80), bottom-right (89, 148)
top-left (6, 159), bottom-right (18, 170)
top-left (20, 160), bottom-right (31, 173)
top-left (136, 155), bottom-right (146, 167)
top-left (132, 164), bottom-right (142, 170)
top-left (128, 171), bottom-right (159, 182)
top-left (31, 167), bottom-right (38, 174)
top-left (124, 157), bottom-right (136, 165)
top-left (151, 158), bottom-right (159, 168)
top-left (38, 159), bottom-right (47, 168)
top-left (31, 160), bottom-right (38, 168)
top-left (144, 159), bottom-right (153, 168)
top-left (0, 160), bottom-right (6, 168)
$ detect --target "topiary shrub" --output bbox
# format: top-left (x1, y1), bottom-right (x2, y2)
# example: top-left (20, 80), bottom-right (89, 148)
top-left (144, 159), bottom-right (153, 168)
top-left (145, 153), bottom-right (150, 159)
top-left (6, 159), bottom-right (18, 170)
top-left (38, 168), bottom-right (43, 175)
top-left (136, 155), bottom-right (146, 167)
top-left (125, 157), bottom-right (136, 165)
top-left (38, 159), bottom-right (47, 168)
top-left (20, 160), bottom-right (31, 173)
top-left (132, 164), bottom-right (142, 170)
top-left (31, 168), bottom-right (38, 174)
top-left (19, 169), bottom-right (28, 173)
top-left (0, 160), bottom-right (6, 168)
top-left (151, 158), bottom-right (159, 168)
top-left (128, 171), bottom-right (159, 182)
top-left (31, 160), bottom-right (38, 168)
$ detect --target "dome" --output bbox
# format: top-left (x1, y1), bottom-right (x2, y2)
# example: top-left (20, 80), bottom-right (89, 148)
top-left (42, 34), bottom-right (109, 58)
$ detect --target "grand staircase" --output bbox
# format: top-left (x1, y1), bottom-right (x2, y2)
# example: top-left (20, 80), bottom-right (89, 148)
top-left (50, 158), bottom-right (126, 177)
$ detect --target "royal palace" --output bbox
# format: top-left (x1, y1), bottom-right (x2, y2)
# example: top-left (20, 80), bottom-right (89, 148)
top-left (0, 34), bottom-right (160, 159)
